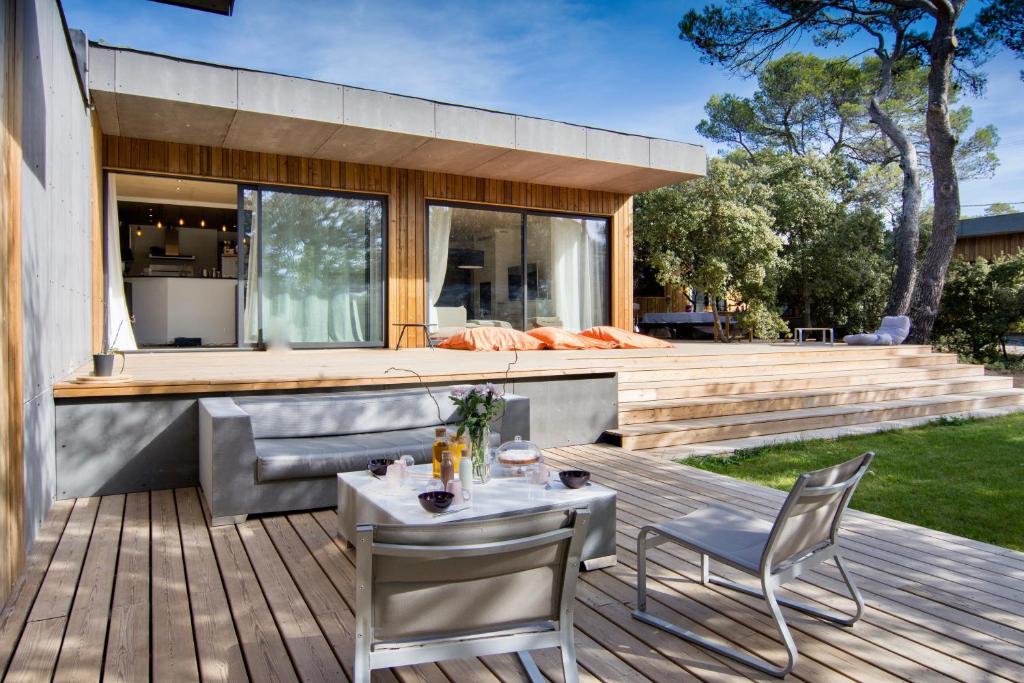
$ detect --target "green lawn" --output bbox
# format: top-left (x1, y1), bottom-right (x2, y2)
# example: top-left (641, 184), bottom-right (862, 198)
top-left (685, 414), bottom-right (1024, 551)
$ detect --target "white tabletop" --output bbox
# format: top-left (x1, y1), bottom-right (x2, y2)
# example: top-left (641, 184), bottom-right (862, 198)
top-left (337, 464), bottom-right (615, 541)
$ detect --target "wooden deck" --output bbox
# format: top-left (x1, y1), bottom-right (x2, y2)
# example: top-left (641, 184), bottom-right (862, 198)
top-left (2, 444), bottom-right (1023, 682)
top-left (52, 343), bottom-right (934, 398)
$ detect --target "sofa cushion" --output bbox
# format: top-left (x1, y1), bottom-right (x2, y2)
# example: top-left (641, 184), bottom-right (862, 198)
top-left (526, 326), bottom-right (616, 350)
top-left (437, 327), bottom-right (545, 351)
top-left (236, 388), bottom-right (460, 439)
top-left (579, 326), bottom-right (673, 349)
top-left (255, 426), bottom-right (437, 482)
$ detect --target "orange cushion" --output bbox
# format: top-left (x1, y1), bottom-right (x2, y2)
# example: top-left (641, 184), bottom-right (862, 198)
top-left (526, 327), bottom-right (617, 350)
top-left (438, 327), bottom-right (546, 351)
top-left (579, 326), bottom-right (673, 349)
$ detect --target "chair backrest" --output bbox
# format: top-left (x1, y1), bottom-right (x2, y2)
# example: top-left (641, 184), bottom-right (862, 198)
top-left (357, 508), bottom-right (589, 643)
top-left (761, 452), bottom-right (874, 573)
top-left (436, 306), bottom-right (468, 328)
top-left (877, 315), bottom-right (911, 344)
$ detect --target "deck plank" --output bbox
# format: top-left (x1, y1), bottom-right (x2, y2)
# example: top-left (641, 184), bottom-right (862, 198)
top-left (236, 519), bottom-right (346, 682)
top-left (52, 494), bottom-right (125, 682)
top-left (103, 492), bottom-right (151, 683)
top-left (151, 489), bottom-right (201, 682)
top-left (209, 523), bottom-right (299, 683)
top-left (0, 499), bottom-right (73, 677)
top-left (176, 488), bottom-right (249, 683)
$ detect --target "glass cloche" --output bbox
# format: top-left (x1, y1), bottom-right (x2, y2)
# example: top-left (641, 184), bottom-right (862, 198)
top-left (495, 435), bottom-right (543, 477)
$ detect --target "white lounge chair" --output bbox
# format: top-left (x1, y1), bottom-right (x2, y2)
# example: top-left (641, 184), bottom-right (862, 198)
top-left (633, 453), bottom-right (874, 677)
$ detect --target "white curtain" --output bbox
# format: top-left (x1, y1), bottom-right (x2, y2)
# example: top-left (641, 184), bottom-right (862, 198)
top-left (243, 206), bottom-right (260, 344)
top-left (427, 205), bottom-right (452, 326)
top-left (105, 176), bottom-right (137, 350)
top-left (550, 218), bottom-right (583, 331)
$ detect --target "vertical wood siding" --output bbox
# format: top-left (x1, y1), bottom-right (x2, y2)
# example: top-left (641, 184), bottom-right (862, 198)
top-left (100, 135), bottom-right (635, 346)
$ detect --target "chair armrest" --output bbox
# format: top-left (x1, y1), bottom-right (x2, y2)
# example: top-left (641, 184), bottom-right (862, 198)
top-left (199, 398), bottom-right (257, 521)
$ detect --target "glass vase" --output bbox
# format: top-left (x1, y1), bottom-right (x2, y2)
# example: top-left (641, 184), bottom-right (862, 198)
top-left (470, 427), bottom-right (492, 484)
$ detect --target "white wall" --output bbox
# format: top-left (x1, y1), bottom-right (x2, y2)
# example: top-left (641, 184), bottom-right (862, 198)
top-left (19, 0), bottom-right (94, 543)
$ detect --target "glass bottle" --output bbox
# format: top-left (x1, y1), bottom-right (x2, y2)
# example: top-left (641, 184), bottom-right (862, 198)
top-left (440, 450), bottom-right (455, 488)
top-left (431, 426), bottom-right (448, 478)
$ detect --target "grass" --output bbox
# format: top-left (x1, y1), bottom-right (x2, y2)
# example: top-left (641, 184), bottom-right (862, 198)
top-left (685, 414), bottom-right (1024, 551)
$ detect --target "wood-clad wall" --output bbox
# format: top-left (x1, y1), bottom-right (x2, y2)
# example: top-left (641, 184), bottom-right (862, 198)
top-left (955, 233), bottom-right (1024, 261)
top-left (1, 0), bottom-right (25, 603)
top-left (101, 135), bottom-right (635, 346)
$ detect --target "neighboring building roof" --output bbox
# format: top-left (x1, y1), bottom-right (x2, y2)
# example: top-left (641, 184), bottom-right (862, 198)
top-left (150, 0), bottom-right (234, 16)
top-left (86, 44), bottom-right (706, 194)
top-left (958, 212), bottom-right (1024, 238)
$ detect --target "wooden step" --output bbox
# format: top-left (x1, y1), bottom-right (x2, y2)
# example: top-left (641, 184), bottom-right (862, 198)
top-left (618, 364), bottom-right (985, 402)
top-left (605, 389), bottom-right (1024, 450)
top-left (618, 376), bottom-right (1015, 424)
top-left (616, 353), bottom-right (957, 383)
top-left (553, 344), bottom-right (936, 369)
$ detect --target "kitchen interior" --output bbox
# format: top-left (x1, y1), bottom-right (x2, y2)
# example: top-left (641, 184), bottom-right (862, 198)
top-left (114, 173), bottom-right (246, 347)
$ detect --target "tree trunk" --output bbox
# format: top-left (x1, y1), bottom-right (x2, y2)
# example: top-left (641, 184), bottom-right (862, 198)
top-left (908, 10), bottom-right (962, 343)
top-left (869, 98), bottom-right (921, 316)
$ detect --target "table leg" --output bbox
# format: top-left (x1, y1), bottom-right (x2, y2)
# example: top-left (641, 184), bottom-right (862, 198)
top-left (394, 325), bottom-right (407, 350)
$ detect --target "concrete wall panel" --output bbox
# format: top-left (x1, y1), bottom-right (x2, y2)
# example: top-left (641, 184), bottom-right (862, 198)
top-left (19, 0), bottom-right (94, 543)
top-left (586, 128), bottom-right (650, 167)
top-left (515, 116), bottom-right (586, 158)
top-left (114, 48), bottom-right (237, 108)
top-left (435, 104), bottom-right (515, 148)
top-left (343, 86), bottom-right (435, 136)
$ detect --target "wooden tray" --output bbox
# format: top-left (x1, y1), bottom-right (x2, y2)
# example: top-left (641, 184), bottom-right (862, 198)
top-left (70, 374), bottom-right (135, 384)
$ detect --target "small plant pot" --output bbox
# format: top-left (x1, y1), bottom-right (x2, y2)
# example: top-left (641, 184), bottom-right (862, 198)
top-left (93, 353), bottom-right (115, 377)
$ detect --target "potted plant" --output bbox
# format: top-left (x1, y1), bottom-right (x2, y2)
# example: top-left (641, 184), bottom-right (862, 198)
top-left (449, 383), bottom-right (505, 483)
top-left (94, 321), bottom-right (126, 377)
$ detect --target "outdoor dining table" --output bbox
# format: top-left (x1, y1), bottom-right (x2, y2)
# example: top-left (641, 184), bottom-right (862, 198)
top-left (337, 464), bottom-right (617, 570)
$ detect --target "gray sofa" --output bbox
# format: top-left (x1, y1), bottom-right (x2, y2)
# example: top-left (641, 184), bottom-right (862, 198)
top-left (199, 387), bottom-right (529, 525)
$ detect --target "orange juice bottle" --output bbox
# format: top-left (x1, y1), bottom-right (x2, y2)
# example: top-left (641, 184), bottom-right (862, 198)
top-left (431, 426), bottom-right (448, 478)
top-left (448, 430), bottom-right (466, 462)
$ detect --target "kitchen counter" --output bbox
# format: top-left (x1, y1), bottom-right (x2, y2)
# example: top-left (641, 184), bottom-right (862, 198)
top-left (126, 277), bottom-right (237, 345)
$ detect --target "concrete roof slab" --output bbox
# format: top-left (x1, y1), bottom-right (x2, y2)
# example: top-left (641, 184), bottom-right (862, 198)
top-left (343, 87), bottom-right (435, 137)
top-left (435, 104), bottom-right (515, 148)
top-left (314, 125), bottom-right (430, 166)
top-left (651, 138), bottom-right (706, 175)
top-left (91, 90), bottom-right (120, 136)
top-left (223, 110), bottom-right (338, 158)
top-left (237, 70), bottom-right (345, 124)
top-left (114, 93), bottom-right (236, 146)
top-left (515, 116), bottom-right (586, 158)
top-left (586, 128), bottom-right (650, 167)
top-left (114, 49), bottom-right (236, 109)
top-left (391, 139), bottom-right (510, 176)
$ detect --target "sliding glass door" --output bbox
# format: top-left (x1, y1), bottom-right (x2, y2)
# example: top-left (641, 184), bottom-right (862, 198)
top-left (428, 202), bottom-right (609, 332)
top-left (243, 187), bottom-right (385, 347)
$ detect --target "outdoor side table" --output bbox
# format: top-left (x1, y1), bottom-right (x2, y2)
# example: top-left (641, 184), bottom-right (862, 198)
top-left (391, 322), bottom-right (435, 350)
top-left (337, 465), bottom-right (617, 570)
top-left (795, 327), bottom-right (835, 345)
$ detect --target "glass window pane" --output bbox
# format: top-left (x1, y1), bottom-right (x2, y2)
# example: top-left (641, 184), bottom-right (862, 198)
top-left (259, 190), bottom-right (384, 345)
top-left (526, 215), bottom-right (609, 330)
top-left (429, 205), bottom-right (524, 330)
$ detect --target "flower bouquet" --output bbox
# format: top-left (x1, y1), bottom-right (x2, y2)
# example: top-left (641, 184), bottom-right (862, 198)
top-left (449, 383), bottom-right (505, 483)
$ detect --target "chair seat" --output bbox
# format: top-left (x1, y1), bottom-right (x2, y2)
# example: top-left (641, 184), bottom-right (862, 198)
top-left (652, 504), bottom-right (772, 573)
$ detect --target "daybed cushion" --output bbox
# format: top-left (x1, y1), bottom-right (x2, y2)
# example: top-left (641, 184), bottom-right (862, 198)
top-left (526, 326), bottom-right (616, 350)
top-left (579, 326), bottom-right (673, 349)
top-left (438, 326), bottom-right (545, 351)
top-left (843, 315), bottom-right (911, 346)
top-left (255, 427), bottom-right (436, 482)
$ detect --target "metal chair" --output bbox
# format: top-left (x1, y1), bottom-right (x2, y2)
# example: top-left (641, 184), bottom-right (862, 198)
top-left (354, 507), bottom-right (590, 683)
top-left (633, 452), bottom-right (874, 678)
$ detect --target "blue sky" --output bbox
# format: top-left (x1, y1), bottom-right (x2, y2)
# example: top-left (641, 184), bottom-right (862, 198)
top-left (64, 0), bottom-right (1024, 216)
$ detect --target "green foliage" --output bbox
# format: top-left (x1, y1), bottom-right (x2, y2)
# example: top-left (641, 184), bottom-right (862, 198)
top-left (934, 253), bottom-right (1024, 361)
top-left (984, 202), bottom-right (1019, 216)
top-left (686, 413), bottom-right (1024, 551)
top-left (634, 157), bottom-right (786, 338)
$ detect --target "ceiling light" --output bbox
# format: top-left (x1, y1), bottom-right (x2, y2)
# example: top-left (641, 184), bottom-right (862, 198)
top-left (457, 251), bottom-right (485, 269)
top-left (221, 224), bottom-right (227, 232)
top-left (200, 219), bottom-right (206, 227)
top-left (135, 227), bottom-right (142, 237)
top-left (178, 218), bottom-right (185, 226)
top-left (156, 221), bottom-right (163, 229)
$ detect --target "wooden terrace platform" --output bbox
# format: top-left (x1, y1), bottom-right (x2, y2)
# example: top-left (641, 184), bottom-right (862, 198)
top-left (52, 342), bottom-right (934, 398)
top-left (2, 445), bottom-right (1022, 682)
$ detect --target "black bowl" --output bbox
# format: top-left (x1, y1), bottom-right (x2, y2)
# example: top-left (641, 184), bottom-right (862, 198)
top-left (368, 458), bottom-right (393, 477)
top-left (419, 490), bottom-right (455, 513)
top-left (559, 470), bottom-right (591, 489)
